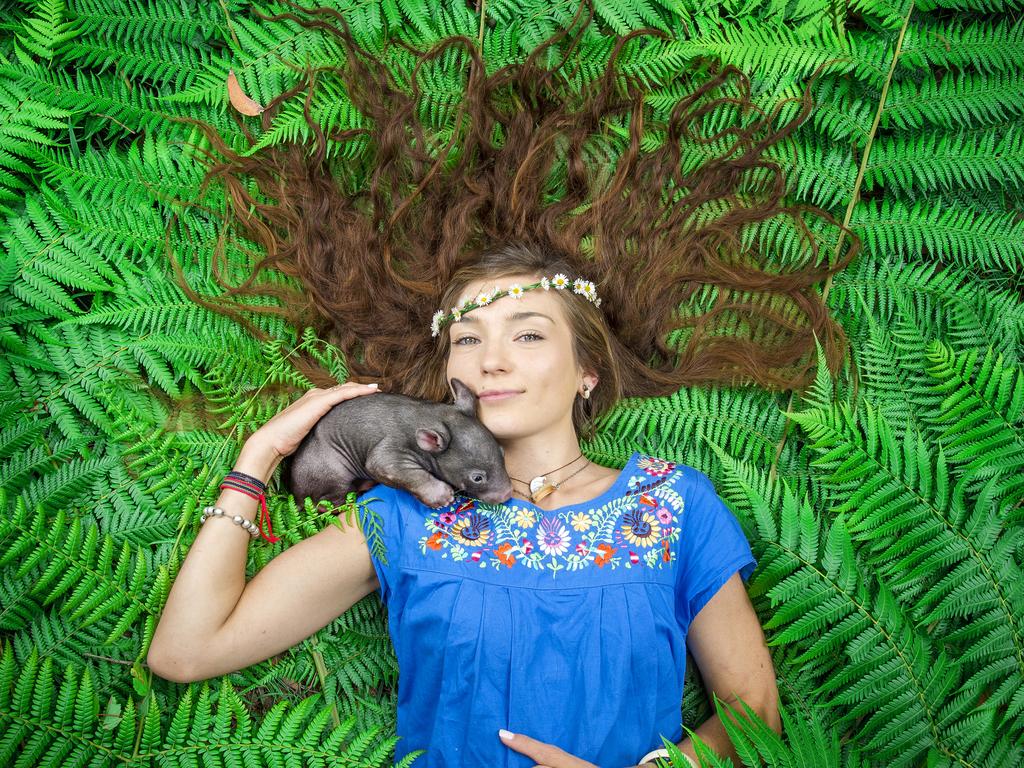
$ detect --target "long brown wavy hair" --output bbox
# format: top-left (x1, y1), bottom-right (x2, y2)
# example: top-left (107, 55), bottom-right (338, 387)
top-left (167, 0), bottom-right (860, 436)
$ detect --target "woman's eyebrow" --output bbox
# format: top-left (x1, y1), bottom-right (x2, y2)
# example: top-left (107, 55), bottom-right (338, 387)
top-left (458, 311), bottom-right (554, 324)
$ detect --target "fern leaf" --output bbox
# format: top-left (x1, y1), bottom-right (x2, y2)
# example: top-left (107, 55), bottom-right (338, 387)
top-left (850, 197), bottom-right (1024, 274)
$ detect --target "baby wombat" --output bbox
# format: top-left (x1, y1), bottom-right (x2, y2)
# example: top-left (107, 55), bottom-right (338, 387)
top-left (281, 378), bottom-right (513, 509)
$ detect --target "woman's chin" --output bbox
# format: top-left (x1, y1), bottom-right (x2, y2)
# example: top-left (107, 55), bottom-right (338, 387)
top-left (477, 414), bottom-right (528, 439)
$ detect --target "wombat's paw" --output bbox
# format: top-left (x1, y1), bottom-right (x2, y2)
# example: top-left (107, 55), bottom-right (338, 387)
top-left (418, 483), bottom-right (455, 509)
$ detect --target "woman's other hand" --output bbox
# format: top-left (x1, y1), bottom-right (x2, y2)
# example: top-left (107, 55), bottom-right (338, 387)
top-left (498, 730), bottom-right (599, 768)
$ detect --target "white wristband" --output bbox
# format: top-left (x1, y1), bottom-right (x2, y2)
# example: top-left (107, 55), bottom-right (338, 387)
top-left (637, 748), bottom-right (697, 766)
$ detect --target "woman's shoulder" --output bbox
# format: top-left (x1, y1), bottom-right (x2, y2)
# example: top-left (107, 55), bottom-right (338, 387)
top-left (628, 451), bottom-right (705, 491)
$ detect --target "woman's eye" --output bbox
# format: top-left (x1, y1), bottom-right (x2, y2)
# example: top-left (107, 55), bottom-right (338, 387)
top-left (453, 334), bottom-right (543, 345)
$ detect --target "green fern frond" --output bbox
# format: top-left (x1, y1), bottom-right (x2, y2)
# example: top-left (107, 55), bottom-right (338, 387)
top-left (0, 75), bottom-right (70, 215)
top-left (5, 61), bottom-right (240, 146)
top-left (71, 0), bottom-right (228, 47)
top-left (783, 398), bottom-right (1024, 741)
top-left (921, 341), bottom-right (1024, 501)
top-left (864, 124), bottom-right (1024, 196)
top-left (0, 494), bottom-right (152, 645)
top-left (64, 35), bottom-right (218, 91)
top-left (915, 0), bottom-right (1024, 15)
top-left (883, 68), bottom-right (1024, 129)
top-left (12, 0), bottom-right (83, 69)
top-left (0, 647), bottom-right (129, 767)
top-left (829, 257), bottom-right (1024, 357)
top-left (691, 19), bottom-right (877, 89)
top-left (900, 17), bottom-right (1024, 74)
top-left (769, 135), bottom-right (857, 209)
top-left (850, 197), bottom-right (1024, 274)
top-left (37, 131), bottom-right (203, 208)
top-left (708, 446), bottom-right (973, 765)
top-left (188, 681), bottom-right (402, 766)
top-left (806, 76), bottom-right (875, 146)
top-left (592, 384), bottom-right (791, 470)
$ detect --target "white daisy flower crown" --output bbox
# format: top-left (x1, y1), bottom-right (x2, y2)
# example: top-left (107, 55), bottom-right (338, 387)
top-left (430, 273), bottom-right (602, 338)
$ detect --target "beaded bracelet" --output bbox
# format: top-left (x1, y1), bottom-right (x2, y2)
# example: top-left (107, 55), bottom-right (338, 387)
top-left (200, 505), bottom-right (259, 538)
top-left (198, 470), bottom-right (280, 543)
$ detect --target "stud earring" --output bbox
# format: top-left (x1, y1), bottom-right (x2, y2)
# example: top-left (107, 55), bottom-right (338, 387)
top-left (581, 385), bottom-right (591, 399)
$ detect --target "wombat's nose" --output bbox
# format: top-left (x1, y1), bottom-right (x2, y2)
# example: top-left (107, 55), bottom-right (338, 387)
top-left (482, 483), bottom-right (514, 504)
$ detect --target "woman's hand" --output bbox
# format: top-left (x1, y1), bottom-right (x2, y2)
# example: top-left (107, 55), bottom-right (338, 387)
top-left (246, 382), bottom-right (380, 462)
top-left (498, 730), bottom-right (600, 768)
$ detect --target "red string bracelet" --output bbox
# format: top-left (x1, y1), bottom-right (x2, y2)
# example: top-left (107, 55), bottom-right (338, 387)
top-left (219, 472), bottom-right (280, 543)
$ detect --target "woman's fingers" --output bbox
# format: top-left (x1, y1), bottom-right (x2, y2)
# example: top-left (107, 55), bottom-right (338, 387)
top-left (247, 382), bottom-right (381, 459)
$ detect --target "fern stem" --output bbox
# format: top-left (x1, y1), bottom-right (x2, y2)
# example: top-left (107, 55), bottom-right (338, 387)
top-left (771, 1), bottom-right (916, 480)
top-left (308, 635), bottom-right (342, 729)
top-left (822, 0), bottom-right (916, 307)
top-left (477, 0), bottom-right (487, 49)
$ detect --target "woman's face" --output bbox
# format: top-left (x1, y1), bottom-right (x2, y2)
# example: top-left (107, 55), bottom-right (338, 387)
top-left (444, 274), bottom-right (592, 442)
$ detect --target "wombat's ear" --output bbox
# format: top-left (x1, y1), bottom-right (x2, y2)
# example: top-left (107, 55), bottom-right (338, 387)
top-left (416, 426), bottom-right (449, 453)
top-left (449, 377), bottom-right (477, 417)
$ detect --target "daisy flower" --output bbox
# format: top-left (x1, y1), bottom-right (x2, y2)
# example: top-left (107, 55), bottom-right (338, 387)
top-left (508, 283), bottom-right (525, 299)
top-left (430, 309), bottom-right (445, 337)
top-left (573, 278), bottom-right (586, 294)
top-left (552, 273), bottom-right (569, 290)
top-left (540, 276), bottom-right (551, 290)
top-left (477, 292), bottom-right (492, 306)
top-left (451, 307), bottom-right (462, 322)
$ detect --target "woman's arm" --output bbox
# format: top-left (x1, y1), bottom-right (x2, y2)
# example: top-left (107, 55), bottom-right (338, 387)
top-left (146, 382), bottom-right (382, 682)
top-left (668, 572), bottom-right (781, 767)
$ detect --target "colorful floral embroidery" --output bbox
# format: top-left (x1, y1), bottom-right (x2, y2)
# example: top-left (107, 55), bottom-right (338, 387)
top-left (513, 508), bottom-right (537, 529)
top-left (570, 512), bottom-right (592, 531)
top-left (416, 454), bottom-right (683, 574)
top-left (636, 456), bottom-right (677, 477)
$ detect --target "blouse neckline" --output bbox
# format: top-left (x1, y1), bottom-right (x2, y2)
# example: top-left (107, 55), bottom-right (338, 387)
top-left (501, 450), bottom-right (640, 514)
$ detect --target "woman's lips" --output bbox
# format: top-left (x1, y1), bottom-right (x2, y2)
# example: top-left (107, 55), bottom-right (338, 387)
top-left (479, 391), bottom-right (521, 401)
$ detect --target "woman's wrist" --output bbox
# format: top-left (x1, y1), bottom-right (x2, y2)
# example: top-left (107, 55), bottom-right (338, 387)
top-left (233, 441), bottom-right (282, 485)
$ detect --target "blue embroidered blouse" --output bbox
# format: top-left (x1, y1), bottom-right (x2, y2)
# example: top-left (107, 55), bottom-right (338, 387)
top-left (356, 451), bottom-right (758, 768)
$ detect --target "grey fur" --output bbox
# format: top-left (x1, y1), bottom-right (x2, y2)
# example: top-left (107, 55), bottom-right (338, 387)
top-left (281, 378), bottom-right (513, 509)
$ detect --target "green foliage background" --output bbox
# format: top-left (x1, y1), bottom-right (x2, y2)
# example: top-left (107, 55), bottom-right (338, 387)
top-left (0, 0), bottom-right (1022, 765)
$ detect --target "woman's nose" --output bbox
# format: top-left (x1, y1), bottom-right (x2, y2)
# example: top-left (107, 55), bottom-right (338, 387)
top-left (479, 341), bottom-right (512, 373)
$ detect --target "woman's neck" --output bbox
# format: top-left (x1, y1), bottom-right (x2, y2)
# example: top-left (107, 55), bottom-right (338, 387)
top-left (500, 437), bottom-right (585, 486)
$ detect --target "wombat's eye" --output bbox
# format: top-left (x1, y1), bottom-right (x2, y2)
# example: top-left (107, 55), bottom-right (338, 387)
top-left (470, 472), bottom-right (486, 484)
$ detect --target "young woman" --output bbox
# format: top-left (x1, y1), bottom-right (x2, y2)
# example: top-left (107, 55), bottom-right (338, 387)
top-left (148, 246), bottom-right (774, 768)
top-left (149, 1), bottom-right (857, 765)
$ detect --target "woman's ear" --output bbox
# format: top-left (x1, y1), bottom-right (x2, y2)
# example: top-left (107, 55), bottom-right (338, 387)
top-left (579, 368), bottom-right (599, 394)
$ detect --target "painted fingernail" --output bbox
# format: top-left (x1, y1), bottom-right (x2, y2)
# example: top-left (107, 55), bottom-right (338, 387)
top-left (498, 729), bottom-right (514, 740)
top-left (367, 383), bottom-right (379, 389)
